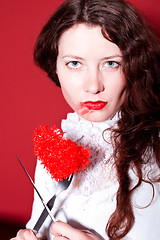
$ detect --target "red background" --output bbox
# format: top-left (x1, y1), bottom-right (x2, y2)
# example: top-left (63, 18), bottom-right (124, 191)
top-left (0, 0), bottom-right (160, 226)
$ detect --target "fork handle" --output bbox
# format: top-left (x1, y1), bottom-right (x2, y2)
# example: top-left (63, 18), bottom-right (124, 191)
top-left (33, 195), bottom-right (56, 232)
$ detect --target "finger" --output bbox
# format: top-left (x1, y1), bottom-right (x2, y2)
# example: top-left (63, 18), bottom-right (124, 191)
top-left (82, 230), bottom-right (100, 240)
top-left (16, 229), bottom-right (38, 239)
top-left (51, 221), bottom-right (85, 240)
top-left (54, 236), bottom-right (69, 240)
top-left (32, 230), bottom-right (38, 237)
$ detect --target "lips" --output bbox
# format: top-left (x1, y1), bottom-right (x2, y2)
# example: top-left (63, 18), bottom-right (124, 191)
top-left (81, 101), bottom-right (108, 110)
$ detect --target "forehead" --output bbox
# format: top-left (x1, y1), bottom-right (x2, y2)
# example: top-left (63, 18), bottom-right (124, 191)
top-left (58, 24), bottom-right (122, 58)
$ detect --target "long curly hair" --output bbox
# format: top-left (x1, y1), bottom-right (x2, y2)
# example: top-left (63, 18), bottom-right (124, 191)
top-left (34, 0), bottom-right (160, 238)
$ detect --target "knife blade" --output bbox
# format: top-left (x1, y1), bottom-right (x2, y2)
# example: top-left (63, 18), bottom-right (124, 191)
top-left (17, 155), bottom-right (56, 224)
top-left (33, 195), bottom-right (56, 231)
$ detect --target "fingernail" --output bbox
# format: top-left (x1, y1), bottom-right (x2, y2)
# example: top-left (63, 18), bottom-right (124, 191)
top-left (32, 230), bottom-right (37, 236)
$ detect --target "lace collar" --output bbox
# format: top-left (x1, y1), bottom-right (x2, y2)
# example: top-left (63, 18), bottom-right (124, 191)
top-left (61, 112), bottom-right (119, 195)
top-left (61, 112), bottom-right (119, 144)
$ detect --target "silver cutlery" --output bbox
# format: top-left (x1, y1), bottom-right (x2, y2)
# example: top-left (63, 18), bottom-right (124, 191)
top-left (17, 155), bottom-right (56, 223)
top-left (33, 174), bottom-right (73, 231)
top-left (17, 155), bottom-right (73, 231)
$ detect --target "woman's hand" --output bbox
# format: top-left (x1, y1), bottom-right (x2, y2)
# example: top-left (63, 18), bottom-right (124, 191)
top-left (10, 229), bottom-right (39, 240)
top-left (51, 221), bottom-right (101, 240)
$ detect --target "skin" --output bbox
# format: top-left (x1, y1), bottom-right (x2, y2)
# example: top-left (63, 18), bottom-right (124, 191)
top-left (10, 221), bottom-right (100, 240)
top-left (10, 23), bottom-right (126, 240)
top-left (56, 24), bottom-right (126, 122)
top-left (50, 221), bottom-right (101, 240)
top-left (10, 229), bottom-right (38, 240)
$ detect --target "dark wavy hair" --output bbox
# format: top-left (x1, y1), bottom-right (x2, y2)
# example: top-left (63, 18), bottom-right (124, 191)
top-left (34, 0), bottom-right (160, 239)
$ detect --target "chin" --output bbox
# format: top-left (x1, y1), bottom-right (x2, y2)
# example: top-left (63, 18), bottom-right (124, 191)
top-left (79, 111), bottom-right (112, 122)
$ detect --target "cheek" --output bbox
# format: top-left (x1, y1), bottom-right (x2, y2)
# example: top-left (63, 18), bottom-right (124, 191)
top-left (59, 78), bottom-right (75, 96)
top-left (60, 81), bottom-right (77, 106)
top-left (60, 83), bottom-right (70, 100)
top-left (108, 78), bottom-right (126, 98)
top-left (58, 71), bottom-right (82, 96)
top-left (116, 81), bottom-right (126, 106)
top-left (116, 73), bottom-right (126, 97)
top-left (109, 75), bottom-right (126, 104)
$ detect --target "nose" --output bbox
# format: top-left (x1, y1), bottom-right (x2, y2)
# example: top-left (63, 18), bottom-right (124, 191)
top-left (83, 67), bottom-right (104, 94)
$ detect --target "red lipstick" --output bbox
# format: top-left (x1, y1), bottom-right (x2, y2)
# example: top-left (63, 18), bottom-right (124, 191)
top-left (81, 101), bottom-right (107, 110)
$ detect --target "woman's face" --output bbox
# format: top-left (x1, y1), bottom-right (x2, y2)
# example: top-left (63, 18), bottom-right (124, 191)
top-left (56, 24), bottom-right (126, 122)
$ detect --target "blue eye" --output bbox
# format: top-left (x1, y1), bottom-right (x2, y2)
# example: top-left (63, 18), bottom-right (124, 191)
top-left (67, 61), bottom-right (81, 69)
top-left (105, 61), bottom-right (119, 68)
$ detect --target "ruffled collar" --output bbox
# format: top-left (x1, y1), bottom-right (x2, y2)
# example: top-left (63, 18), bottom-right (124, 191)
top-left (61, 112), bottom-right (119, 144)
top-left (61, 112), bottom-right (119, 195)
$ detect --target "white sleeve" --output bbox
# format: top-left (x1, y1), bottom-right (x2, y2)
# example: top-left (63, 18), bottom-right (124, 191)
top-left (127, 181), bottom-right (160, 240)
top-left (26, 160), bottom-right (57, 239)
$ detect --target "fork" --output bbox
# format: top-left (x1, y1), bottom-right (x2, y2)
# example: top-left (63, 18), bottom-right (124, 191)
top-left (33, 174), bottom-right (73, 231)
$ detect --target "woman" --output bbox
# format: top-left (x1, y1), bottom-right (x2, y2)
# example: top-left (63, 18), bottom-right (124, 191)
top-left (11, 0), bottom-right (160, 239)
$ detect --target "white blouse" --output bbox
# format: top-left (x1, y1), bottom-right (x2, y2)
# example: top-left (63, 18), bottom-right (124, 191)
top-left (26, 112), bottom-right (160, 240)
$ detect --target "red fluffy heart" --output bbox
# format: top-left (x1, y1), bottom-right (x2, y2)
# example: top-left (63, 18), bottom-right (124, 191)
top-left (33, 125), bottom-right (91, 181)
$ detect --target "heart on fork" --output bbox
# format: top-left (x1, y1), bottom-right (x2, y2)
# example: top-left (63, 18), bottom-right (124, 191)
top-left (33, 124), bottom-right (91, 181)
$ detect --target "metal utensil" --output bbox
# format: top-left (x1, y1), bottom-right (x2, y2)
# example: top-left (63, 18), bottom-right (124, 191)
top-left (33, 174), bottom-right (73, 231)
top-left (17, 155), bottom-right (56, 223)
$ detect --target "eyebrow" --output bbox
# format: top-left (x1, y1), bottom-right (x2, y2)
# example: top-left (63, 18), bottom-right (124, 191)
top-left (62, 55), bottom-right (84, 60)
top-left (62, 54), bottom-right (123, 60)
